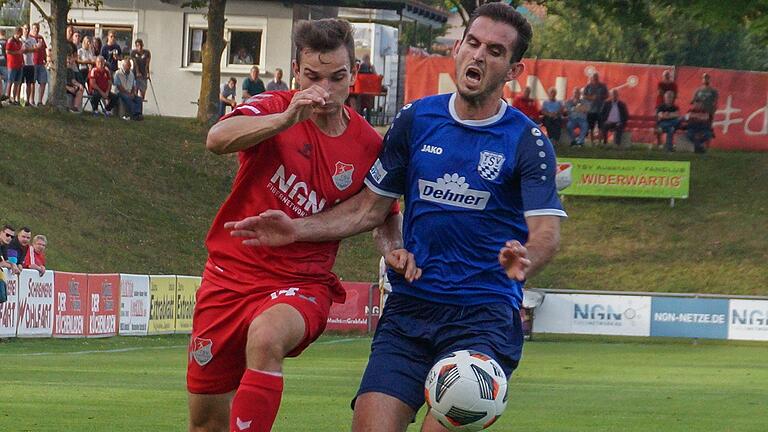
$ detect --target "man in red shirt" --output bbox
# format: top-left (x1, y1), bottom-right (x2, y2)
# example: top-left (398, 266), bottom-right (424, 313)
top-left (188, 19), bottom-right (404, 432)
top-left (30, 23), bottom-right (48, 106)
top-left (4, 27), bottom-right (23, 105)
top-left (24, 234), bottom-right (46, 276)
top-left (87, 56), bottom-right (116, 114)
top-left (511, 86), bottom-right (540, 122)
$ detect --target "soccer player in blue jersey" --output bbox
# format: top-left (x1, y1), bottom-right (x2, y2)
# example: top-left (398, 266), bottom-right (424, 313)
top-left (226, 3), bottom-right (565, 431)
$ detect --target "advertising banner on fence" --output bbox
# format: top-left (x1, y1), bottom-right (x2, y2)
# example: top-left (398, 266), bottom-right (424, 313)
top-left (405, 55), bottom-right (768, 151)
top-left (0, 268), bottom-right (19, 338)
top-left (556, 158), bottom-right (690, 199)
top-left (17, 269), bottom-right (54, 337)
top-left (327, 282), bottom-right (377, 333)
top-left (535, 293), bottom-right (652, 336)
top-left (175, 276), bottom-right (199, 334)
top-left (86, 274), bottom-right (120, 337)
top-left (119, 274), bottom-right (151, 336)
top-left (53, 272), bottom-right (88, 337)
top-left (650, 297), bottom-right (728, 339)
top-left (148, 275), bottom-right (177, 335)
top-left (728, 299), bottom-right (768, 341)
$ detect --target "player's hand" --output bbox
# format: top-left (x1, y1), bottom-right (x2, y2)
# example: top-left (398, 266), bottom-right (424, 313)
top-left (385, 248), bottom-right (422, 283)
top-left (498, 240), bottom-right (531, 281)
top-left (281, 85), bottom-right (330, 126)
top-left (226, 210), bottom-right (297, 247)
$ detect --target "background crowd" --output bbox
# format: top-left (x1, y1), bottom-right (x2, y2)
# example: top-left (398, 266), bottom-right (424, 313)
top-left (0, 225), bottom-right (47, 278)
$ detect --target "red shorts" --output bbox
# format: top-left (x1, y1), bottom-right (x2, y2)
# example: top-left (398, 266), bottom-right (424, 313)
top-left (186, 278), bottom-right (333, 394)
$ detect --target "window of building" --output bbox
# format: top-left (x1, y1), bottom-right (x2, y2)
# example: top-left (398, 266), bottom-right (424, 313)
top-left (188, 28), bottom-right (207, 64)
top-left (183, 14), bottom-right (267, 69)
top-left (228, 30), bottom-right (262, 66)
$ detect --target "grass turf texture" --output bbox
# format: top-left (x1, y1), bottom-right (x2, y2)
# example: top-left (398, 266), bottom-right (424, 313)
top-left (1, 334), bottom-right (766, 431)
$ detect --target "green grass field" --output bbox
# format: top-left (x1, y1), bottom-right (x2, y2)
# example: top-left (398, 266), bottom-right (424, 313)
top-left (1, 335), bottom-right (766, 431)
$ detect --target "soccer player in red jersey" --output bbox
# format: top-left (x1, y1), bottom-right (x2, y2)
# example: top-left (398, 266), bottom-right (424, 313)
top-left (187, 19), bottom-right (406, 432)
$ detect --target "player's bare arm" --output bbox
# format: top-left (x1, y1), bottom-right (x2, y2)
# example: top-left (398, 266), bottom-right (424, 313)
top-left (499, 215), bottom-right (560, 281)
top-left (373, 213), bottom-right (422, 282)
top-left (206, 85), bottom-right (330, 154)
top-left (227, 187), bottom-right (394, 246)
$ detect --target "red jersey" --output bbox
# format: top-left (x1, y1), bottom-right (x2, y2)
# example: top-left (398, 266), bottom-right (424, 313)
top-left (24, 249), bottom-right (45, 268)
top-left (5, 37), bottom-right (22, 70)
top-left (205, 91), bottom-right (394, 303)
top-left (32, 35), bottom-right (46, 66)
top-left (512, 96), bottom-right (540, 121)
top-left (88, 67), bottom-right (111, 93)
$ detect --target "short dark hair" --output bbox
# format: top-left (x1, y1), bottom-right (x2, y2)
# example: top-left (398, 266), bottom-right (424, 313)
top-left (293, 19), bottom-right (355, 66)
top-left (3, 224), bottom-right (14, 232)
top-left (21, 227), bottom-right (31, 233)
top-left (462, 2), bottom-right (532, 63)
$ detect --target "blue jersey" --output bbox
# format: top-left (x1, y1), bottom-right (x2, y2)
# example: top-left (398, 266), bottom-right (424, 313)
top-left (364, 93), bottom-right (566, 308)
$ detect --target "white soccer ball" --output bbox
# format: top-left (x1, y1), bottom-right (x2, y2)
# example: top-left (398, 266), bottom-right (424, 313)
top-left (424, 350), bottom-right (508, 431)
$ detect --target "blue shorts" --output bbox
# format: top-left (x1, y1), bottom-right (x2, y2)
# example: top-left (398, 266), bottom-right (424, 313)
top-left (34, 65), bottom-right (48, 84)
top-left (355, 293), bottom-right (523, 411)
top-left (8, 68), bottom-right (22, 83)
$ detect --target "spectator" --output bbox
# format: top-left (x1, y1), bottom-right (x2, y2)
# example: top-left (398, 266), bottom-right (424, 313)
top-left (30, 23), bottom-right (47, 106)
top-left (130, 39), bottom-right (151, 101)
top-left (541, 87), bottom-right (564, 143)
top-left (241, 65), bottom-right (265, 101)
top-left (65, 25), bottom-right (77, 58)
top-left (72, 31), bottom-right (81, 50)
top-left (24, 234), bottom-right (46, 277)
top-left (358, 53), bottom-right (376, 74)
top-left (266, 67), bottom-right (288, 91)
top-left (0, 29), bottom-right (7, 102)
top-left (77, 36), bottom-right (96, 79)
top-left (92, 37), bottom-right (103, 59)
top-left (232, 47), bottom-right (253, 65)
top-left (113, 58), bottom-right (143, 121)
top-left (511, 86), bottom-right (540, 122)
top-left (65, 55), bottom-right (85, 112)
top-left (691, 72), bottom-right (718, 127)
top-left (657, 69), bottom-right (677, 107)
top-left (656, 90), bottom-right (681, 152)
top-left (100, 31), bottom-right (122, 73)
top-left (9, 226), bottom-right (30, 267)
top-left (87, 56), bottom-right (117, 115)
top-left (0, 225), bottom-right (19, 275)
top-left (599, 89), bottom-right (629, 146)
top-left (583, 72), bottom-right (608, 143)
top-left (685, 100), bottom-right (713, 154)
top-left (5, 27), bottom-right (23, 106)
top-left (565, 87), bottom-right (589, 146)
top-left (218, 77), bottom-right (237, 118)
top-left (21, 24), bottom-right (36, 106)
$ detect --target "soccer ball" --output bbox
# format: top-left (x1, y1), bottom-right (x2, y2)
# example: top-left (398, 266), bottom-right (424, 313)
top-left (424, 350), bottom-right (508, 431)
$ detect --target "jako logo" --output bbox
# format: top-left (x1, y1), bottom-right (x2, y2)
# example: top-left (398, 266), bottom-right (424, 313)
top-left (418, 173), bottom-right (489, 210)
top-left (421, 145), bottom-right (443, 155)
top-left (574, 304), bottom-right (623, 321)
top-left (269, 164), bottom-right (326, 216)
top-left (732, 309), bottom-right (768, 326)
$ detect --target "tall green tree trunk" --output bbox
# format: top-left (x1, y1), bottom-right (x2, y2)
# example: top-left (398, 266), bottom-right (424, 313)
top-left (196, 0), bottom-right (227, 125)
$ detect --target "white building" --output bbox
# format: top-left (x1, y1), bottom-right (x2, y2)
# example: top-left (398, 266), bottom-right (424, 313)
top-left (30, 0), bottom-right (446, 118)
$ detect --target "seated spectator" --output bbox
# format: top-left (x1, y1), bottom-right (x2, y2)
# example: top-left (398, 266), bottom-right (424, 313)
top-left (657, 69), bottom-right (677, 108)
top-left (24, 234), bottom-right (46, 277)
top-left (511, 86), bottom-right (540, 122)
top-left (232, 47), bottom-right (253, 65)
top-left (9, 226), bottom-right (30, 267)
top-left (600, 89), bottom-right (629, 146)
top-left (656, 90), bottom-right (680, 152)
top-left (565, 87), bottom-right (589, 146)
top-left (0, 225), bottom-right (19, 275)
top-left (358, 53), bottom-right (376, 74)
top-left (242, 65), bottom-right (265, 101)
top-left (685, 100), bottom-right (713, 154)
top-left (65, 56), bottom-right (84, 112)
top-left (113, 58), bottom-right (144, 120)
top-left (88, 56), bottom-right (117, 115)
top-left (219, 77), bottom-right (237, 118)
top-left (266, 67), bottom-right (288, 91)
top-left (541, 87), bottom-right (564, 143)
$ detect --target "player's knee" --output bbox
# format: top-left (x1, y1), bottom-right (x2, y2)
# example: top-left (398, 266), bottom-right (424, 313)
top-left (245, 322), bottom-right (287, 365)
top-left (189, 411), bottom-right (228, 432)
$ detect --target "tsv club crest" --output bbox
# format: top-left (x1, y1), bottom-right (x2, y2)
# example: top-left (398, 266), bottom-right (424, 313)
top-left (190, 337), bottom-right (213, 366)
top-left (332, 162), bottom-right (355, 191)
top-left (477, 151), bottom-right (505, 181)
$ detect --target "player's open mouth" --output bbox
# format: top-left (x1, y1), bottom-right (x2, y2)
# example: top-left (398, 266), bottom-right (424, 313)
top-left (465, 66), bottom-right (483, 85)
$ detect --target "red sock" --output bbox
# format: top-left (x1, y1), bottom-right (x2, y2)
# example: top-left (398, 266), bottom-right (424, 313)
top-left (230, 369), bottom-right (284, 432)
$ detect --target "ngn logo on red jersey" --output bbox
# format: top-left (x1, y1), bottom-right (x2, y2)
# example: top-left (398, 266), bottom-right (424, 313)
top-left (269, 164), bottom-right (327, 217)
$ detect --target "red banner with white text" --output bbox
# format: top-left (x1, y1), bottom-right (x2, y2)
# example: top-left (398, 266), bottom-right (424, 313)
top-left (326, 282), bottom-right (379, 333)
top-left (405, 55), bottom-right (768, 151)
top-left (86, 274), bottom-right (120, 337)
top-left (53, 272), bottom-right (88, 337)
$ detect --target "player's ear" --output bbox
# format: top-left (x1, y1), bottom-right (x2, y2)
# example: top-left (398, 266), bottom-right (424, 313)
top-left (452, 39), bottom-right (461, 58)
top-left (291, 59), bottom-right (300, 81)
top-left (506, 61), bottom-right (524, 82)
top-left (349, 60), bottom-right (358, 86)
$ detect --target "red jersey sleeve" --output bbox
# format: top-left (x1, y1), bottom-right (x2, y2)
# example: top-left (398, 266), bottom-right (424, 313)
top-left (219, 91), bottom-right (294, 122)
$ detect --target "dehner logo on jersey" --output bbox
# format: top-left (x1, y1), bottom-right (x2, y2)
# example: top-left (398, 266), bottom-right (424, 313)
top-left (268, 164), bottom-right (326, 217)
top-left (418, 173), bottom-right (490, 210)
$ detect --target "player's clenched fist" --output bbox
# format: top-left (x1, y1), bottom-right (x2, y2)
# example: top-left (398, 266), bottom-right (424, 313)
top-left (280, 85), bottom-right (331, 126)
top-left (385, 248), bottom-right (422, 283)
top-left (498, 240), bottom-right (531, 281)
top-left (226, 210), bottom-right (298, 247)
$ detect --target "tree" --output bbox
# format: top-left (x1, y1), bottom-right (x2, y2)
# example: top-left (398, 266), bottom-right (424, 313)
top-left (184, 0), bottom-right (227, 125)
top-left (0, 0), bottom-right (103, 110)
